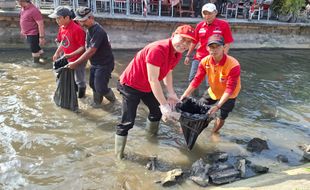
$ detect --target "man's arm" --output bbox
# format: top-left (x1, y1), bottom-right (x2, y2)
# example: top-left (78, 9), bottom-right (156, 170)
top-left (64, 46), bottom-right (85, 59)
top-left (184, 43), bottom-right (197, 65)
top-left (53, 45), bottom-right (63, 61)
top-left (147, 63), bottom-right (168, 106)
top-left (68, 47), bottom-right (97, 69)
top-left (36, 20), bottom-right (45, 46)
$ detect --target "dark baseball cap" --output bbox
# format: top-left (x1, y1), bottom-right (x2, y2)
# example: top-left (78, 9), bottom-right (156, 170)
top-left (207, 34), bottom-right (225, 46)
top-left (48, 6), bottom-right (72, 18)
top-left (74, 7), bottom-right (93, 21)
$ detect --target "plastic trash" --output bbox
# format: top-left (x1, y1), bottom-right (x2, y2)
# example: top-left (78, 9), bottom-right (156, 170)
top-left (53, 57), bottom-right (68, 71)
top-left (53, 67), bottom-right (78, 111)
top-left (175, 97), bottom-right (214, 150)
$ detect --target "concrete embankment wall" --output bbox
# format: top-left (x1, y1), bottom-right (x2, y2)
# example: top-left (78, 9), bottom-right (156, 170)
top-left (0, 10), bottom-right (310, 49)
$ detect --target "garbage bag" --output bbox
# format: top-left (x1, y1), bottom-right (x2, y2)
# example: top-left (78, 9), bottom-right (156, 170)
top-left (175, 97), bottom-right (213, 150)
top-left (53, 67), bottom-right (78, 111)
top-left (53, 57), bottom-right (68, 71)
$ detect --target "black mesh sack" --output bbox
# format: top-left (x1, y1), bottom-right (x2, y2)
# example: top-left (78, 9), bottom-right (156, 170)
top-left (175, 97), bottom-right (214, 150)
top-left (53, 57), bottom-right (68, 71)
top-left (53, 67), bottom-right (78, 111)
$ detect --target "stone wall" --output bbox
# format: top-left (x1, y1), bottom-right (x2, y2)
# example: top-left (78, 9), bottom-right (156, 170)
top-left (0, 11), bottom-right (310, 49)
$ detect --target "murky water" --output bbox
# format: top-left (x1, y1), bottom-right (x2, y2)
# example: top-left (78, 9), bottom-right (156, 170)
top-left (0, 48), bottom-right (309, 189)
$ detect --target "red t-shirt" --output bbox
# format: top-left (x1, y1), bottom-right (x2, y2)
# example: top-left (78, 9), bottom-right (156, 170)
top-left (193, 18), bottom-right (234, 61)
top-left (120, 39), bottom-right (182, 92)
top-left (20, 3), bottom-right (43, 36)
top-left (57, 21), bottom-right (85, 62)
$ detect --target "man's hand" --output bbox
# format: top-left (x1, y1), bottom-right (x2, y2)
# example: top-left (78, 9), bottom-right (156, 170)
top-left (52, 54), bottom-right (59, 62)
top-left (160, 104), bottom-right (181, 122)
top-left (67, 62), bottom-right (77, 69)
top-left (39, 38), bottom-right (46, 46)
top-left (208, 105), bottom-right (220, 117)
top-left (167, 93), bottom-right (180, 108)
top-left (184, 57), bottom-right (190, 65)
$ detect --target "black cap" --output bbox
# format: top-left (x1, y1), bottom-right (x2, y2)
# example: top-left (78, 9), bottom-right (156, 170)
top-left (74, 7), bottom-right (92, 21)
top-left (48, 6), bottom-right (72, 18)
top-left (207, 34), bottom-right (225, 46)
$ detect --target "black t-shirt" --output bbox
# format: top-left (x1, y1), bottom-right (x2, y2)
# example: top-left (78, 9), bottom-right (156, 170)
top-left (86, 23), bottom-right (114, 66)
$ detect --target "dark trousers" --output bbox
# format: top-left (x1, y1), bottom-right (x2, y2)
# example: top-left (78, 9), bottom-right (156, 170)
top-left (116, 82), bottom-right (162, 136)
top-left (89, 64), bottom-right (114, 95)
top-left (26, 34), bottom-right (41, 53)
top-left (199, 91), bottom-right (236, 120)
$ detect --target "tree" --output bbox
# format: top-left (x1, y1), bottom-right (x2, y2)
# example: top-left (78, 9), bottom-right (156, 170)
top-left (271, 0), bottom-right (305, 22)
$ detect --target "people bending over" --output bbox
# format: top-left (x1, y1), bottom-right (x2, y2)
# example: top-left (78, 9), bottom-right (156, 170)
top-left (181, 34), bottom-right (241, 134)
top-left (115, 25), bottom-right (196, 159)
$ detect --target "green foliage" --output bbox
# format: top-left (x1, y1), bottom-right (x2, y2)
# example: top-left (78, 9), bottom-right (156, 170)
top-left (271, 0), bottom-right (305, 16)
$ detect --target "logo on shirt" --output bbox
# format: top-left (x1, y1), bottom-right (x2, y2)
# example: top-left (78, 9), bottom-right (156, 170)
top-left (213, 28), bottom-right (223, 35)
top-left (61, 35), bottom-right (70, 48)
top-left (199, 28), bottom-right (206, 34)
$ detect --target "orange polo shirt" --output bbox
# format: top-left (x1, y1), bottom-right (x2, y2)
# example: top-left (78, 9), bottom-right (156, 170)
top-left (191, 54), bottom-right (241, 100)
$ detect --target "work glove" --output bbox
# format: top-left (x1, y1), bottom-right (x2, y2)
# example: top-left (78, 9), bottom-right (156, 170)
top-left (167, 93), bottom-right (180, 108)
top-left (159, 104), bottom-right (181, 122)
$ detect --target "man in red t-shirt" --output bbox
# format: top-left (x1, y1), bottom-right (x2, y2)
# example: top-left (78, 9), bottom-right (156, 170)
top-left (184, 3), bottom-right (234, 95)
top-left (17, 0), bottom-right (45, 64)
top-left (49, 6), bottom-right (87, 98)
top-left (115, 25), bottom-right (196, 159)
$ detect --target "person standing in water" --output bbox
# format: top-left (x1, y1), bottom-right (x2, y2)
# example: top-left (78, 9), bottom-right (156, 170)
top-left (49, 6), bottom-right (87, 98)
top-left (115, 25), bottom-right (196, 159)
top-left (17, 0), bottom-right (46, 64)
top-left (181, 34), bottom-right (241, 134)
top-left (68, 7), bottom-right (116, 107)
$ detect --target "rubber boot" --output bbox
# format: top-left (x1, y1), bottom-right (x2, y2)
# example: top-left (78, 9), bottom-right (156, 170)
top-left (78, 87), bottom-right (86, 98)
top-left (33, 57), bottom-right (40, 64)
top-left (104, 89), bottom-right (116, 103)
top-left (91, 92), bottom-right (103, 108)
top-left (115, 134), bottom-right (127, 160)
top-left (146, 118), bottom-right (160, 136)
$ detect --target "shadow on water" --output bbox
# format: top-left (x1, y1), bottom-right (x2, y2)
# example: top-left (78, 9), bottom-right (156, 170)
top-left (0, 48), bottom-right (309, 189)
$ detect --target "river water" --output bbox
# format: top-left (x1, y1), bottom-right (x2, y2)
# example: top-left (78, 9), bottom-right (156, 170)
top-left (0, 48), bottom-right (309, 189)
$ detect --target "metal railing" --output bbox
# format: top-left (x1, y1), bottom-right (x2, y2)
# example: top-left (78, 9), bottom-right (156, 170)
top-left (33, 0), bottom-right (176, 17)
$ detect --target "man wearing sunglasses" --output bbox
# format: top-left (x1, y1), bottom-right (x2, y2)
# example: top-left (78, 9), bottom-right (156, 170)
top-left (68, 7), bottom-right (116, 107)
top-left (184, 3), bottom-right (234, 96)
top-left (17, 0), bottom-right (46, 64)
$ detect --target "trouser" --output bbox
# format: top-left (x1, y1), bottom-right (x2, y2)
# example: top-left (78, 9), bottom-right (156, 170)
top-left (26, 34), bottom-right (42, 56)
top-left (188, 59), bottom-right (208, 86)
top-left (199, 92), bottom-right (236, 120)
top-left (74, 61), bottom-right (87, 88)
top-left (115, 82), bottom-right (162, 136)
top-left (89, 64), bottom-right (114, 95)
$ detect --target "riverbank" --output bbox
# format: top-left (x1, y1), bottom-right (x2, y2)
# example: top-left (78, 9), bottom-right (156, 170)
top-left (1, 9), bottom-right (310, 49)
top-left (211, 163), bottom-right (310, 190)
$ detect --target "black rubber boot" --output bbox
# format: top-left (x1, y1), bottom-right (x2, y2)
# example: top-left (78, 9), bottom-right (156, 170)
top-left (78, 87), bottom-right (86, 98)
top-left (104, 89), bottom-right (116, 103)
top-left (91, 92), bottom-right (103, 108)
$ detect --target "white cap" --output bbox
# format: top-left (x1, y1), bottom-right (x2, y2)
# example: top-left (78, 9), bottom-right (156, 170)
top-left (201, 3), bottom-right (217, 13)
